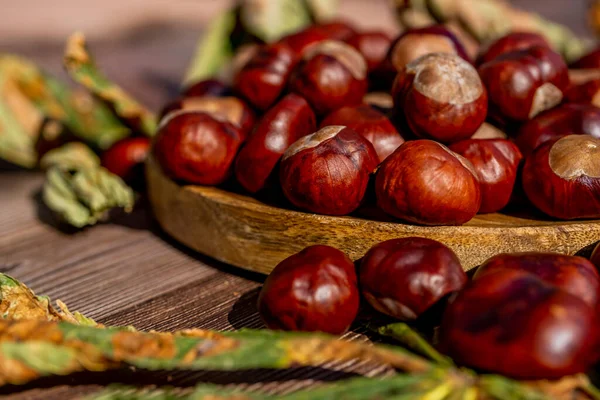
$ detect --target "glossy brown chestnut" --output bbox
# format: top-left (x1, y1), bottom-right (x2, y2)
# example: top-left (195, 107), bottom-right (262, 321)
top-left (359, 237), bottom-right (467, 321)
top-left (278, 28), bottom-right (330, 57)
top-left (159, 96), bottom-right (256, 140)
top-left (474, 252), bottom-right (600, 307)
top-left (375, 140), bottom-right (481, 225)
top-left (565, 78), bottom-right (600, 108)
top-left (449, 139), bottom-right (522, 213)
top-left (182, 79), bottom-right (230, 98)
top-left (289, 40), bottom-right (368, 115)
top-left (515, 103), bottom-right (600, 158)
top-left (235, 94), bottom-right (316, 193)
top-left (392, 53), bottom-right (487, 143)
top-left (571, 47), bottom-right (600, 69)
top-left (279, 126), bottom-right (378, 215)
top-left (101, 137), bottom-right (150, 183)
top-left (591, 243), bottom-right (600, 269)
top-left (233, 42), bottom-right (297, 111)
top-left (478, 45), bottom-right (569, 122)
top-left (523, 135), bottom-right (600, 219)
top-left (346, 31), bottom-right (392, 73)
top-left (257, 245), bottom-right (360, 334)
top-left (386, 25), bottom-right (470, 75)
top-left (315, 20), bottom-right (357, 42)
top-left (476, 32), bottom-right (550, 66)
top-left (154, 111), bottom-right (242, 185)
top-left (320, 105), bottom-right (404, 162)
top-left (439, 269), bottom-right (599, 379)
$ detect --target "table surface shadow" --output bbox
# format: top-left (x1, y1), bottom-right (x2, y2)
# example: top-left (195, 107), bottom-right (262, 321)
top-left (0, 0), bottom-right (593, 398)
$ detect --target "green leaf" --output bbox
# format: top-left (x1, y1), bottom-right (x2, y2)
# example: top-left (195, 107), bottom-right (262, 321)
top-left (40, 142), bottom-right (100, 170)
top-left (64, 33), bottom-right (157, 137)
top-left (42, 166), bottom-right (134, 228)
top-left (239, 0), bottom-right (312, 43)
top-left (183, 10), bottom-right (237, 86)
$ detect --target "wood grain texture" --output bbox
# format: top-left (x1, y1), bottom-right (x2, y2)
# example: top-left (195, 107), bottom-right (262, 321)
top-left (147, 156), bottom-right (600, 274)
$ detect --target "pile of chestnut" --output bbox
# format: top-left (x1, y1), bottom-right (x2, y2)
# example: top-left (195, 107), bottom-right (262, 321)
top-left (153, 20), bottom-right (600, 225)
top-left (258, 239), bottom-right (600, 381)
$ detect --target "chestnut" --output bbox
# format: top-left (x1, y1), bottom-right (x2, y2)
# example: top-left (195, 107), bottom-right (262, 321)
top-left (514, 103), bottom-right (600, 158)
top-left (257, 245), bottom-right (359, 334)
top-left (571, 47), bottom-right (600, 69)
top-left (359, 237), bottom-right (467, 321)
top-left (233, 42), bottom-right (297, 111)
top-left (346, 31), bottom-right (392, 73)
top-left (101, 137), bottom-right (150, 183)
top-left (153, 111), bottom-right (243, 185)
top-left (375, 140), bottom-right (481, 225)
top-left (478, 45), bottom-right (569, 122)
top-left (591, 243), bottom-right (600, 269)
top-left (315, 20), bottom-right (357, 42)
top-left (449, 139), bottom-right (522, 214)
top-left (279, 126), bottom-right (378, 216)
top-left (565, 78), bottom-right (600, 108)
top-left (392, 53), bottom-right (487, 143)
top-left (320, 104), bottom-right (404, 162)
top-left (182, 79), bottom-right (230, 98)
top-left (289, 40), bottom-right (368, 115)
top-left (362, 92), bottom-right (394, 114)
top-left (473, 252), bottom-right (600, 307)
top-left (235, 94), bottom-right (316, 193)
top-left (377, 25), bottom-right (471, 88)
top-left (278, 28), bottom-right (329, 57)
top-left (522, 135), bottom-right (600, 220)
top-left (470, 123), bottom-right (507, 140)
top-left (159, 96), bottom-right (256, 140)
top-left (439, 269), bottom-right (599, 379)
top-left (476, 32), bottom-right (550, 66)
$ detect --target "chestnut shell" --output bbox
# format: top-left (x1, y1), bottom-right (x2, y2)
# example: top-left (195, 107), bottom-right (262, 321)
top-left (474, 252), bottom-right (600, 307)
top-left (280, 126), bottom-right (379, 216)
top-left (320, 104), bottom-right (404, 162)
top-left (375, 140), bottom-right (481, 225)
top-left (101, 137), bottom-right (150, 183)
top-left (449, 139), bottom-right (522, 214)
top-left (235, 94), bottom-right (316, 193)
top-left (153, 112), bottom-right (243, 185)
top-left (359, 237), bottom-right (467, 320)
top-left (257, 245), bottom-right (360, 334)
top-left (439, 269), bottom-right (599, 379)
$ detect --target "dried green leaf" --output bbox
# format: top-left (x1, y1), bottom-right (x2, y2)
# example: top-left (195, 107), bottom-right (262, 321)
top-left (64, 33), bottom-right (157, 136)
top-left (183, 11), bottom-right (237, 86)
top-left (239, 0), bottom-right (312, 43)
top-left (42, 166), bottom-right (134, 228)
top-left (40, 142), bottom-right (100, 170)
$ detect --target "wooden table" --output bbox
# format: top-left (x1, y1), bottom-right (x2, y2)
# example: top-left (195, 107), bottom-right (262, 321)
top-left (0, 1), bottom-right (593, 398)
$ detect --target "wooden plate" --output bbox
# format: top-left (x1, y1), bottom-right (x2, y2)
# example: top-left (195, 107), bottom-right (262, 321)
top-left (146, 156), bottom-right (600, 275)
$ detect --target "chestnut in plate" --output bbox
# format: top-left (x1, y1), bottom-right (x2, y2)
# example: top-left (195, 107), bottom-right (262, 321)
top-left (289, 40), bottom-right (368, 115)
top-left (449, 139), bottom-right (522, 213)
top-left (346, 31), bottom-right (392, 73)
top-left (571, 47), bottom-right (600, 69)
top-left (515, 103), bottom-right (600, 158)
top-left (522, 135), bottom-right (600, 220)
top-left (233, 42), bottom-right (297, 111)
top-left (257, 245), bottom-right (360, 334)
top-left (478, 45), bottom-right (569, 122)
top-left (320, 104), bottom-right (404, 162)
top-left (159, 96), bottom-right (256, 140)
top-left (359, 237), bottom-right (467, 321)
top-left (279, 126), bottom-right (378, 216)
top-left (101, 137), bottom-right (150, 183)
top-left (182, 79), bottom-right (230, 98)
top-left (439, 269), bottom-right (598, 379)
top-left (474, 252), bottom-right (600, 307)
top-left (375, 140), bottom-right (481, 225)
top-left (235, 94), bottom-right (316, 193)
top-left (392, 53), bottom-right (487, 143)
top-left (476, 32), bottom-right (550, 66)
top-left (154, 111), bottom-right (243, 185)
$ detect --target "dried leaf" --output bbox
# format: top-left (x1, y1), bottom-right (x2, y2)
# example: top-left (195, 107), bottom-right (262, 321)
top-left (40, 142), bottom-right (100, 170)
top-left (239, 0), bottom-right (312, 43)
top-left (42, 166), bottom-right (134, 228)
top-left (183, 11), bottom-right (236, 86)
top-left (64, 33), bottom-right (157, 136)
top-left (303, 0), bottom-right (340, 22)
